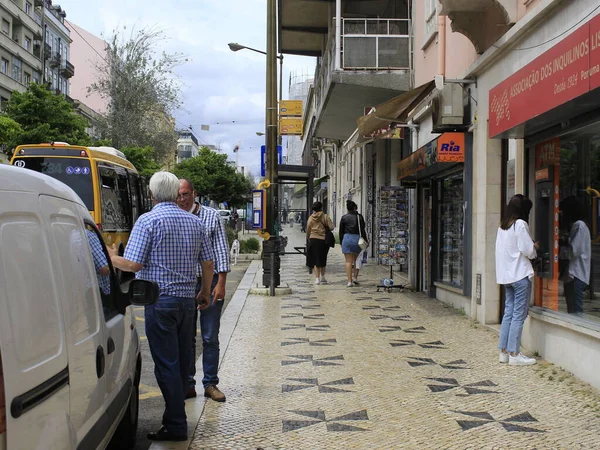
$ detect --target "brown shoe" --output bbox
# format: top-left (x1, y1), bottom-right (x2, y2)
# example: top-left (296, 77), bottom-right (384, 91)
top-left (204, 384), bottom-right (226, 402)
top-left (185, 387), bottom-right (197, 399)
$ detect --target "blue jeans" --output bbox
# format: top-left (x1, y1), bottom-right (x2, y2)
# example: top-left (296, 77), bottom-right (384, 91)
top-left (498, 277), bottom-right (531, 354)
top-left (145, 296), bottom-right (196, 437)
top-left (564, 277), bottom-right (587, 315)
top-left (189, 275), bottom-right (223, 389)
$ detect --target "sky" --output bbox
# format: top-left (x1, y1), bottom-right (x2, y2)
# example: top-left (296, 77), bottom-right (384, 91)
top-left (59, 0), bottom-right (315, 177)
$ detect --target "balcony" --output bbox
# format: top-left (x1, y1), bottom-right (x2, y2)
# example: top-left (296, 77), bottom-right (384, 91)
top-left (4, 0), bottom-right (42, 36)
top-left (438, 0), bottom-right (517, 54)
top-left (0, 32), bottom-right (42, 71)
top-left (48, 52), bottom-right (61, 68)
top-left (60, 59), bottom-right (74, 78)
top-left (311, 18), bottom-right (412, 140)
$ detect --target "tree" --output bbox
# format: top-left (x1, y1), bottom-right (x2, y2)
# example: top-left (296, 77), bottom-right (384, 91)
top-left (121, 146), bottom-right (162, 178)
top-left (89, 26), bottom-right (185, 163)
top-left (0, 116), bottom-right (22, 154)
top-left (1, 83), bottom-right (91, 155)
top-left (173, 146), bottom-right (254, 207)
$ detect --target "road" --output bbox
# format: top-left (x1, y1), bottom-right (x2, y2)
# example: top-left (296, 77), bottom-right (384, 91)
top-left (130, 261), bottom-right (251, 450)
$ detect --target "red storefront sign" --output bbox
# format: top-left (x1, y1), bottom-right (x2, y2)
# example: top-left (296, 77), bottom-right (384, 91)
top-left (489, 13), bottom-right (600, 137)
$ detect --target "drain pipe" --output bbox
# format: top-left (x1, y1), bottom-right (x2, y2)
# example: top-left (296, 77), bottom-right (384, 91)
top-left (438, 14), bottom-right (446, 77)
top-left (335, 0), bottom-right (341, 70)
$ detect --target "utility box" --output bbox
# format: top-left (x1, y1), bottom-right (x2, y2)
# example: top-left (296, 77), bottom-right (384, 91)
top-left (432, 84), bottom-right (465, 132)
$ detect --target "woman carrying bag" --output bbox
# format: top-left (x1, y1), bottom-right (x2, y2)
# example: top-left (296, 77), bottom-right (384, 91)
top-left (339, 200), bottom-right (368, 287)
top-left (306, 201), bottom-right (335, 285)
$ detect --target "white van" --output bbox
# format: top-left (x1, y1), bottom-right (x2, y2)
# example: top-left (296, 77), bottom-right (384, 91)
top-left (0, 165), bottom-right (157, 450)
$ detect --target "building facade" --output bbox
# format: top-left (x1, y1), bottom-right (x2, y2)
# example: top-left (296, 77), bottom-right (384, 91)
top-left (282, 0), bottom-right (600, 391)
top-left (42, 1), bottom-right (72, 96)
top-left (176, 129), bottom-right (200, 163)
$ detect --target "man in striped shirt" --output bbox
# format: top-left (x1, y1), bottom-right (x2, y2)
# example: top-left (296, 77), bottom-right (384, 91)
top-left (177, 179), bottom-right (231, 403)
top-left (110, 172), bottom-right (214, 442)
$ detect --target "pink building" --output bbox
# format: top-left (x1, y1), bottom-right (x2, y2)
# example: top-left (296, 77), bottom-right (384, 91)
top-left (65, 19), bottom-right (108, 115)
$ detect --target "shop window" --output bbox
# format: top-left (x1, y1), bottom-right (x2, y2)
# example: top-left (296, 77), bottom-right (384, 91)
top-left (437, 172), bottom-right (464, 288)
top-left (534, 123), bottom-right (600, 323)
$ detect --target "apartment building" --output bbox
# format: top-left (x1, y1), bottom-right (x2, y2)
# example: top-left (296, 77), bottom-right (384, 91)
top-left (0, 0), bottom-right (43, 105)
top-left (177, 129), bottom-right (200, 164)
top-left (0, 0), bottom-right (73, 106)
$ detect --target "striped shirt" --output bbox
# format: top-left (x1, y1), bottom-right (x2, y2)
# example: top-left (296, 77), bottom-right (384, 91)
top-left (124, 202), bottom-right (213, 297)
top-left (196, 204), bottom-right (231, 276)
top-left (86, 229), bottom-right (111, 295)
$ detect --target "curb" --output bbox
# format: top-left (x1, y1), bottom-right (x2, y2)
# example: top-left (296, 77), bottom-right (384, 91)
top-left (148, 259), bottom-right (261, 450)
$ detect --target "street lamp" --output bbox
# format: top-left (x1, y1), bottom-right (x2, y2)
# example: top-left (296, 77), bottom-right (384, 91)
top-left (256, 132), bottom-right (265, 136)
top-left (228, 42), bottom-right (284, 134)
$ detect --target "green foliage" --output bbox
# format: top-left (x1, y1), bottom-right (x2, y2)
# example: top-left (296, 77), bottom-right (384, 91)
top-left (225, 226), bottom-right (236, 249)
top-left (1, 84), bottom-right (91, 155)
top-left (244, 237), bottom-right (260, 252)
top-left (173, 146), bottom-right (254, 207)
top-left (0, 116), bottom-right (22, 152)
top-left (121, 146), bottom-right (162, 178)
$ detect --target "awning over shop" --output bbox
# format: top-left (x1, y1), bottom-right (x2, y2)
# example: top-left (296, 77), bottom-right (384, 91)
top-left (314, 174), bottom-right (329, 186)
top-left (356, 81), bottom-right (435, 139)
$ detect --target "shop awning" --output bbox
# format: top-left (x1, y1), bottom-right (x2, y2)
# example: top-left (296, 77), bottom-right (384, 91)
top-left (314, 174), bottom-right (329, 186)
top-left (356, 81), bottom-right (435, 139)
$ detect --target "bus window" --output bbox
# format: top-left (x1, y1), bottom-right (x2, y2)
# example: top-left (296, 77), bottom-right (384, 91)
top-left (116, 172), bottom-right (132, 228)
top-left (99, 165), bottom-right (129, 231)
top-left (11, 157), bottom-right (94, 210)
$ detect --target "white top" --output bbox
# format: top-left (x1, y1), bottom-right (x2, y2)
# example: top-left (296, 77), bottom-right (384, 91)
top-left (568, 220), bottom-right (591, 284)
top-left (495, 219), bottom-right (537, 285)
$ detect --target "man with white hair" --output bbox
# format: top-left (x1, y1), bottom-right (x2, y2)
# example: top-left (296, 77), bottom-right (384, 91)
top-left (109, 171), bottom-right (214, 442)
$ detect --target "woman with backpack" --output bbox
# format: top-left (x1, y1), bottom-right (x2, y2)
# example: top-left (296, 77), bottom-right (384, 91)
top-left (306, 201), bottom-right (335, 285)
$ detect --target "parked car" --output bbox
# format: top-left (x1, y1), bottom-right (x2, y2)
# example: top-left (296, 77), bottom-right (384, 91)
top-left (218, 209), bottom-right (231, 227)
top-left (0, 164), bottom-right (158, 450)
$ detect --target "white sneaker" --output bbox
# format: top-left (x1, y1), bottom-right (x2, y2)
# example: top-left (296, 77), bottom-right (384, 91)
top-left (320, 278), bottom-right (328, 284)
top-left (314, 278), bottom-right (320, 285)
top-left (346, 282), bottom-right (353, 287)
top-left (499, 352), bottom-right (509, 364)
top-left (509, 353), bottom-right (536, 366)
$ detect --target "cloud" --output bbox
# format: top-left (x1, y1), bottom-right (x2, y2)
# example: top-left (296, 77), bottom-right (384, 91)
top-left (63, 0), bottom-right (315, 176)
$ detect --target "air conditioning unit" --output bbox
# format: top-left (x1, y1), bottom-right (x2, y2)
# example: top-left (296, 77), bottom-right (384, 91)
top-left (432, 84), bottom-right (465, 132)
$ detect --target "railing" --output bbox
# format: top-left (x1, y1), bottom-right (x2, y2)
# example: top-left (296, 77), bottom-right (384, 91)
top-left (311, 17), bottom-right (412, 119)
top-left (342, 18), bottom-right (411, 70)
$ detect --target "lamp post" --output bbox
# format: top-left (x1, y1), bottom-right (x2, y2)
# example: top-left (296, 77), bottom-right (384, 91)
top-left (228, 42), bottom-right (284, 122)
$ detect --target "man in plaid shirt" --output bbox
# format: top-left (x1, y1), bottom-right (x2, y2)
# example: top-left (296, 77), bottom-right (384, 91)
top-left (177, 179), bottom-right (231, 403)
top-left (109, 172), bottom-right (214, 442)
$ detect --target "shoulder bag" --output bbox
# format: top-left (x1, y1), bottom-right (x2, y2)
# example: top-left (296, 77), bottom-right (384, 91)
top-left (321, 215), bottom-right (335, 248)
top-left (357, 214), bottom-right (368, 251)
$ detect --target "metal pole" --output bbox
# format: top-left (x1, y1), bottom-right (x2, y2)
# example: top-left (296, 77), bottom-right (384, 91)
top-left (270, 252), bottom-right (276, 297)
top-left (278, 54), bottom-right (283, 146)
top-left (262, 0), bottom-right (280, 289)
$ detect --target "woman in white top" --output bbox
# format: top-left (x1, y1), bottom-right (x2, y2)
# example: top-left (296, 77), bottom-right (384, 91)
top-left (560, 196), bottom-right (591, 315)
top-left (496, 194), bottom-right (538, 366)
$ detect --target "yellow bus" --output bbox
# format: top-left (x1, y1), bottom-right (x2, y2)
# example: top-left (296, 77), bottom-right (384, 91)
top-left (10, 142), bottom-right (150, 260)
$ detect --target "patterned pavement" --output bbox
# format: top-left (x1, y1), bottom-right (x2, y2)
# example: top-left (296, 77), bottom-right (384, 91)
top-left (187, 227), bottom-right (600, 449)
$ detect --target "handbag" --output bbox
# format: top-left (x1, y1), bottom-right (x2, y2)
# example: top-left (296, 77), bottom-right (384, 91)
top-left (321, 215), bottom-right (335, 248)
top-left (357, 214), bottom-right (368, 251)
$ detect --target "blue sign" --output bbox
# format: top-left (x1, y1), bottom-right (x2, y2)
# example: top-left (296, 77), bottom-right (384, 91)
top-left (252, 190), bottom-right (265, 229)
top-left (260, 145), bottom-right (283, 177)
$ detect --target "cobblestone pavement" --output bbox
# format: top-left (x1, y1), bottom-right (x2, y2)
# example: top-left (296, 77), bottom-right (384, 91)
top-left (189, 228), bottom-right (600, 450)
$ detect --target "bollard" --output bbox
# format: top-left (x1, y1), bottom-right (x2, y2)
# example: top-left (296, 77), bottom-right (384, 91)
top-left (270, 251), bottom-right (276, 297)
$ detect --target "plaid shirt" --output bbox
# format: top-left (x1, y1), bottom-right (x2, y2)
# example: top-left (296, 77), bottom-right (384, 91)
top-left (124, 202), bottom-right (213, 297)
top-left (86, 229), bottom-right (111, 295)
top-left (196, 205), bottom-right (231, 276)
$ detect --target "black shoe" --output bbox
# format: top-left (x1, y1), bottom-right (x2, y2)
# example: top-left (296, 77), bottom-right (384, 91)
top-left (185, 387), bottom-right (197, 399)
top-left (147, 426), bottom-right (187, 442)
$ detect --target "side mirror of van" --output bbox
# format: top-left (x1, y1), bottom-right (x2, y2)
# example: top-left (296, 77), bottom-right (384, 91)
top-left (128, 279), bottom-right (159, 306)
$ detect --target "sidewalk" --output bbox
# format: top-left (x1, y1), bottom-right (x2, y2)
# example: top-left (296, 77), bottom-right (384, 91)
top-left (157, 227), bottom-right (600, 449)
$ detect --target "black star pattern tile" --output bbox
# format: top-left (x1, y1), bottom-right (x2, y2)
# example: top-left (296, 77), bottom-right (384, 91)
top-left (281, 304), bottom-right (322, 310)
top-left (370, 314), bottom-right (412, 321)
top-left (281, 313), bottom-right (326, 320)
top-left (282, 409), bottom-right (369, 432)
top-left (282, 355), bottom-right (345, 366)
top-left (378, 325), bottom-right (428, 333)
top-left (406, 357), bottom-right (469, 370)
top-left (425, 378), bottom-right (499, 395)
top-left (390, 340), bottom-right (446, 349)
top-left (452, 411), bottom-right (544, 433)
top-left (281, 323), bottom-right (331, 332)
top-left (356, 297), bottom-right (391, 302)
top-left (282, 377), bottom-right (355, 393)
top-left (281, 338), bottom-right (337, 347)
top-left (362, 305), bottom-right (403, 311)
